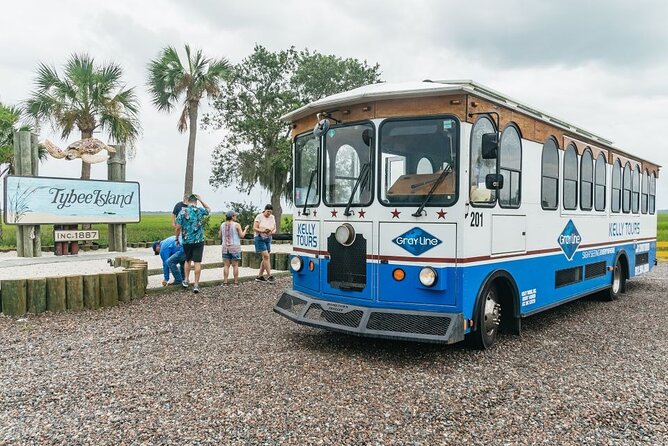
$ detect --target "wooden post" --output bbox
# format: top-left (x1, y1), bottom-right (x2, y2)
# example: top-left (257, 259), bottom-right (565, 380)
top-left (107, 144), bottom-right (127, 252)
top-left (46, 277), bottom-right (67, 312)
top-left (126, 268), bottom-right (139, 299)
top-left (27, 278), bottom-right (47, 314)
top-left (66, 276), bottom-right (84, 311)
top-left (30, 133), bottom-right (42, 257)
top-left (1, 279), bottom-right (27, 316)
top-left (83, 275), bottom-right (100, 309)
top-left (99, 272), bottom-right (118, 307)
top-left (116, 271), bottom-right (130, 303)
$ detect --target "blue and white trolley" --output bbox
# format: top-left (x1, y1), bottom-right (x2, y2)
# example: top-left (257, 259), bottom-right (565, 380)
top-left (274, 80), bottom-right (660, 348)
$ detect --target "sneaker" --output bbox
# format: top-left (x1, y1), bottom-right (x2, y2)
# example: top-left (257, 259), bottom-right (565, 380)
top-left (255, 276), bottom-right (267, 283)
top-left (193, 285), bottom-right (200, 294)
top-left (267, 275), bottom-right (275, 284)
top-left (182, 281), bottom-right (189, 288)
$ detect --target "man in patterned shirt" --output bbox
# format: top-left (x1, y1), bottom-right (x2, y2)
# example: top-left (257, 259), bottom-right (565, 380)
top-left (175, 194), bottom-right (211, 294)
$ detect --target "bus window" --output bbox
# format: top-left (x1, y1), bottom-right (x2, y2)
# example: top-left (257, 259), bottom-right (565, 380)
top-left (632, 165), bottom-right (640, 214)
top-left (379, 117), bottom-right (458, 206)
top-left (611, 160), bottom-right (621, 213)
top-left (580, 148), bottom-right (593, 211)
top-left (499, 124), bottom-right (521, 208)
top-left (294, 132), bottom-right (320, 207)
top-left (594, 153), bottom-right (606, 211)
top-left (563, 144), bottom-right (578, 210)
top-left (641, 169), bottom-right (649, 214)
top-left (650, 172), bottom-right (656, 214)
top-left (323, 123), bottom-right (374, 206)
top-left (469, 116), bottom-right (496, 205)
top-left (622, 162), bottom-right (631, 213)
top-left (541, 137), bottom-right (559, 210)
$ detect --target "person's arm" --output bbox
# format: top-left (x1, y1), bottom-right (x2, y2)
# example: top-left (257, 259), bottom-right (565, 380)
top-left (175, 224), bottom-right (182, 245)
top-left (160, 249), bottom-right (170, 282)
top-left (171, 213), bottom-right (177, 228)
top-left (253, 215), bottom-right (261, 234)
top-left (270, 215), bottom-right (277, 234)
top-left (237, 223), bottom-right (249, 238)
top-left (195, 195), bottom-right (211, 213)
top-left (218, 224), bottom-right (223, 240)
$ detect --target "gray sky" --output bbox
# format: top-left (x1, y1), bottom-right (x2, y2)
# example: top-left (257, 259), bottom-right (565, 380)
top-left (1, 0), bottom-right (666, 211)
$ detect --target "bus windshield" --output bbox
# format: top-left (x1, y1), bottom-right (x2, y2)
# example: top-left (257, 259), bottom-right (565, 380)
top-left (323, 122), bottom-right (374, 206)
top-left (294, 132), bottom-right (320, 207)
top-left (379, 117), bottom-right (458, 206)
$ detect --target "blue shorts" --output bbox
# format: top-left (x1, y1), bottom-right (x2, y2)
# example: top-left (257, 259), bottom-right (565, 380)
top-left (222, 251), bottom-right (241, 261)
top-left (254, 235), bottom-right (272, 253)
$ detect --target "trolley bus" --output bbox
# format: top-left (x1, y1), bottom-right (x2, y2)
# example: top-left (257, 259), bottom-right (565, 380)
top-left (274, 80), bottom-right (660, 348)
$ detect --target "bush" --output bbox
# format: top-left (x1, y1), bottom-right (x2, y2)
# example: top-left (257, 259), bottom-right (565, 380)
top-left (281, 214), bottom-right (293, 234)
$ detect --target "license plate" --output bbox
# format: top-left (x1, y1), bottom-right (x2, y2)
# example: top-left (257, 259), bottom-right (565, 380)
top-left (323, 302), bottom-right (351, 313)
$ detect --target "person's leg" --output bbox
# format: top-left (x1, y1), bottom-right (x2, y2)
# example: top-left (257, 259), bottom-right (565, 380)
top-left (167, 252), bottom-right (184, 284)
top-left (192, 242), bottom-right (205, 292)
top-left (184, 261), bottom-right (192, 284)
top-left (232, 259), bottom-right (239, 284)
top-left (262, 251), bottom-right (271, 277)
top-left (194, 261), bottom-right (202, 285)
top-left (223, 258), bottom-right (230, 284)
top-left (255, 236), bottom-right (267, 280)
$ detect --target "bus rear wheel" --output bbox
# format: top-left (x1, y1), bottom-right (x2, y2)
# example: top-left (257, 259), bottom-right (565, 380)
top-left (606, 258), bottom-right (625, 301)
top-left (467, 283), bottom-right (502, 349)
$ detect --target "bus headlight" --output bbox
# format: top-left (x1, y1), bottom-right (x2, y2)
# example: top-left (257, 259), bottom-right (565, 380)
top-left (335, 223), bottom-right (356, 246)
top-left (290, 256), bottom-right (303, 272)
top-left (419, 267), bottom-right (437, 287)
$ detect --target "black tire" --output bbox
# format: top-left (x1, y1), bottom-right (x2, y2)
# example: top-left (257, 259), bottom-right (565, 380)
top-left (466, 282), bottom-right (502, 349)
top-left (605, 257), bottom-right (625, 301)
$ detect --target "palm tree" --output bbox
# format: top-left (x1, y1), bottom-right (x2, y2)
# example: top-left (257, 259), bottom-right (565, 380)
top-left (147, 44), bottom-right (231, 196)
top-left (25, 53), bottom-right (140, 179)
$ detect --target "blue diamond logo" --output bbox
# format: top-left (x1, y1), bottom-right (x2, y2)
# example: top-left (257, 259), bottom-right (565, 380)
top-left (392, 227), bottom-right (442, 256)
top-left (557, 220), bottom-right (582, 261)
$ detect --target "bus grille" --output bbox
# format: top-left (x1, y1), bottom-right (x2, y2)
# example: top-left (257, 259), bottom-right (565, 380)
top-left (304, 304), bottom-right (364, 328)
top-left (366, 312), bottom-right (451, 336)
top-left (584, 261), bottom-right (607, 279)
top-left (276, 293), bottom-right (308, 315)
top-left (327, 233), bottom-right (367, 291)
top-left (555, 266), bottom-right (583, 288)
top-left (636, 253), bottom-right (649, 266)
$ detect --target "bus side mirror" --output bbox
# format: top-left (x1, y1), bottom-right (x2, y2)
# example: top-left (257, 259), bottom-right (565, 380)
top-left (481, 133), bottom-right (499, 159)
top-left (485, 173), bottom-right (504, 189)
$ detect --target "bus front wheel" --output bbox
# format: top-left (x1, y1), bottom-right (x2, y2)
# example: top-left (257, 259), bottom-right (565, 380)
top-left (606, 258), bottom-right (625, 301)
top-left (467, 283), bottom-right (502, 349)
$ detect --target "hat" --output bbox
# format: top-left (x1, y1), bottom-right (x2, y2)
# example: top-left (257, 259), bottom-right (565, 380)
top-left (226, 210), bottom-right (237, 218)
top-left (152, 241), bottom-right (160, 255)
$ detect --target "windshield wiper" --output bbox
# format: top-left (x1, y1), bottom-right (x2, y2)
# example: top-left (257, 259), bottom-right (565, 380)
top-left (301, 169), bottom-right (317, 216)
top-left (344, 162), bottom-right (371, 216)
top-left (411, 165), bottom-right (453, 217)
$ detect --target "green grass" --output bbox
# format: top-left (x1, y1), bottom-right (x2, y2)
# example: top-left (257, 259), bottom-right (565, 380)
top-left (659, 214), bottom-right (668, 243)
top-left (0, 212), bottom-right (294, 248)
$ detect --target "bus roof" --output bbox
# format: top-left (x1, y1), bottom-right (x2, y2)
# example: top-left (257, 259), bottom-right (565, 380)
top-left (281, 80), bottom-right (660, 169)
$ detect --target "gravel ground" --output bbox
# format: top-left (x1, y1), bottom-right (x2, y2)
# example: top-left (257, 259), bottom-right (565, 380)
top-left (0, 264), bottom-right (666, 445)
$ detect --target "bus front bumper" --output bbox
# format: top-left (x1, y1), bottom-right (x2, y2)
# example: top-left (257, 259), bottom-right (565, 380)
top-left (274, 289), bottom-right (465, 344)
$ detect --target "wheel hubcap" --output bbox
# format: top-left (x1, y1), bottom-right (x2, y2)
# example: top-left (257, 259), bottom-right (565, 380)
top-left (612, 264), bottom-right (621, 294)
top-left (483, 291), bottom-right (501, 336)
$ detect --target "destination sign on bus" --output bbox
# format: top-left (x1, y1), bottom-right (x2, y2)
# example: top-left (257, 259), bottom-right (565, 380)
top-left (295, 222), bottom-right (319, 248)
top-left (608, 222), bottom-right (641, 238)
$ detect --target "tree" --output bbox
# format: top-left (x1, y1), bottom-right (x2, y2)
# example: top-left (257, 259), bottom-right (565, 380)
top-left (25, 53), bottom-right (140, 179)
top-left (147, 44), bottom-right (231, 197)
top-left (0, 103), bottom-right (23, 174)
top-left (206, 45), bottom-right (381, 227)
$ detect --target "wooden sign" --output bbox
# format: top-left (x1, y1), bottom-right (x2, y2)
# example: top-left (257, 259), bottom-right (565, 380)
top-left (54, 230), bottom-right (100, 242)
top-left (3, 175), bottom-right (140, 225)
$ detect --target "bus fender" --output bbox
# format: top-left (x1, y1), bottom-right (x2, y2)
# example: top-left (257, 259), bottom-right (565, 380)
top-left (613, 249), bottom-right (629, 292)
top-left (472, 270), bottom-right (521, 335)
